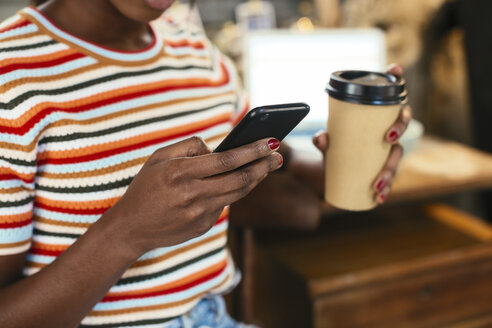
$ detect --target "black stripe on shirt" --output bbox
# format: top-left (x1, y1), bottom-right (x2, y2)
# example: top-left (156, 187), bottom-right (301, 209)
top-left (0, 196), bottom-right (34, 208)
top-left (0, 64), bottom-right (214, 110)
top-left (33, 228), bottom-right (80, 239)
top-left (35, 177), bottom-right (133, 194)
top-left (39, 101), bottom-right (233, 144)
top-left (0, 156), bottom-right (36, 167)
top-left (0, 40), bottom-right (58, 53)
top-left (116, 246), bottom-right (225, 286)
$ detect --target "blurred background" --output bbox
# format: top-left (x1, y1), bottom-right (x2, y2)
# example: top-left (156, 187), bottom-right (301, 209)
top-left (187, 0), bottom-right (489, 221)
top-left (0, 0), bottom-right (471, 143)
top-left (2, 1), bottom-right (492, 327)
top-left (0, 1), bottom-right (482, 139)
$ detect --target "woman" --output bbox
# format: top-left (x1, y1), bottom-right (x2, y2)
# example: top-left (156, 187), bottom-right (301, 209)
top-left (0, 0), bottom-right (411, 327)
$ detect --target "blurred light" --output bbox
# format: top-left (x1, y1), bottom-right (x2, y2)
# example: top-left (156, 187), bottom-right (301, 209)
top-left (296, 17), bottom-right (315, 32)
top-left (244, 29), bottom-right (386, 133)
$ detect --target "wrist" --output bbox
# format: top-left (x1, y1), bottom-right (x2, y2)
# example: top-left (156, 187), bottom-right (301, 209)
top-left (93, 205), bottom-right (144, 263)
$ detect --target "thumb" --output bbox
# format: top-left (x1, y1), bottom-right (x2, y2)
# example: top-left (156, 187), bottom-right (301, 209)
top-left (150, 137), bottom-right (212, 164)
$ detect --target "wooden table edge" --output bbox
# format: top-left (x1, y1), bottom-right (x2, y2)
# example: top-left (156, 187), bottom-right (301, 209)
top-left (306, 243), bottom-right (492, 298)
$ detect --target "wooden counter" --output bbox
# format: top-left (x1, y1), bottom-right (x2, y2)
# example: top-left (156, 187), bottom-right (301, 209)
top-left (252, 205), bottom-right (492, 328)
top-left (242, 136), bottom-right (492, 327)
top-left (391, 136), bottom-right (492, 201)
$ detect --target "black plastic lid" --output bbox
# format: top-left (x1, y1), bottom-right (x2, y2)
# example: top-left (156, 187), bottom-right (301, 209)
top-left (326, 71), bottom-right (407, 106)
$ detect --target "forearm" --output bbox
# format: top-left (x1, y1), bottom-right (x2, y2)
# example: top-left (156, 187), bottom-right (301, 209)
top-left (0, 210), bottom-right (140, 328)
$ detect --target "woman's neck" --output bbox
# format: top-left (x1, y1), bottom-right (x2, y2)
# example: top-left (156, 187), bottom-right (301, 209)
top-left (38, 0), bottom-right (154, 51)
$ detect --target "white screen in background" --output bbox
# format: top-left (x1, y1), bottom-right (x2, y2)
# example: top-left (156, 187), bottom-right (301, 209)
top-left (245, 30), bottom-right (386, 133)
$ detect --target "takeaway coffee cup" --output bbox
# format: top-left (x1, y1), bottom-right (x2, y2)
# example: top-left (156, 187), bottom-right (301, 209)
top-left (324, 71), bottom-right (407, 211)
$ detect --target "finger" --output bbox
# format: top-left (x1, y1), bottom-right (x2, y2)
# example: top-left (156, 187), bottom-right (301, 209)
top-left (387, 63), bottom-right (404, 78)
top-left (186, 138), bottom-right (280, 178)
top-left (203, 152), bottom-right (282, 195)
top-left (386, 105), bottom-right (412, 144)
top-left (376, 185), bottom-right (391, 205)
top-left (149, 136), bottom-right (211, 165)
top-left (202, 154), bottom-right (282, 207)
top-left (372, 143), bottom-right (404, 193)
top-left (312, 131), bottom-right (329, 152)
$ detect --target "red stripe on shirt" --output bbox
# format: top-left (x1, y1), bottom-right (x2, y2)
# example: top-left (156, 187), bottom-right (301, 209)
top-left (0, 52), bottom-right (86, 75)
top-left (215, 214), bottom-right (228, 226)
top-left (0, 218), bottom-right (32, 229)
top-left (34, 201), bottom-right (110, 215)
top-left (0, 20), bottom-right (31, 34)
top-left (166, 40), bottom-right (205, 50)
top-left (1, 62), bottom-right (230, 136)
top-left (30, 247), bottom-right (64, 257)
top-left (37, 117), bottom-right (231, 165)
top-left (0, 174), bottom-right (34, 184)
top-left (101, 264), bottom-right (227, 302)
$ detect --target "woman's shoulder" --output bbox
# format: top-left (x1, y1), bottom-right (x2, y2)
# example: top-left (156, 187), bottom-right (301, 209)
top-left (0, 11), bottom-right (59, 96)
top-left (0, 11), bottom-right (55, 53)
top-left (151, 6), bottom-right (217, 58)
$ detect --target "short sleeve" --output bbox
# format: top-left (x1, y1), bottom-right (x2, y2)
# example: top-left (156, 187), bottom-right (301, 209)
top-left (0, 98), bottom-right (35, 256)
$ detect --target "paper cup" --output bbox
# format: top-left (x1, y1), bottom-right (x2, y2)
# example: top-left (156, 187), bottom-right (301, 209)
top-left (325, 71), bottom-right (407, 211)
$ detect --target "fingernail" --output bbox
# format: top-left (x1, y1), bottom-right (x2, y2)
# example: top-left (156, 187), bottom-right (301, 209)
top-left (389, 130), bottom-right (400, 143)
top-left (376, 179), bottom-right (386, 192)
top-left (277, 154), bottom-right (284, 166)
top-left (268, 138), bottom-right (280, 150)
top-left (378, 194), bottom-right (386, 204)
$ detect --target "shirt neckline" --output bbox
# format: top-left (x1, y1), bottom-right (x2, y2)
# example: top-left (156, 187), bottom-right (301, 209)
top-left (20, 6), bottom-right (164, 65)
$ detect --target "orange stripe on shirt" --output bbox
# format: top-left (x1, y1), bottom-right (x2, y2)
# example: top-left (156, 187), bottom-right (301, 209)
top-left (89, 273), bottom-right (232, 317)
top-left (34, 216), bottom-right (92, 228)
top-left (0, 91), bottom-right (235, 153)
top-left (131, 231), bottom-right (228, 269)
top-left (34, 196), bottom-right (120, 210)
top-left (37, 111), bottom-right (232, 160)
top-left (0, 239), bottom-right (30, 249)
top-left (0, 29), bottom-right (43, 43)
top-left (0, 61), bottom-right (229, 128)
top-left (108, 259), bottom-right (227, 299)
top-left (0, 212), bottom-right (32, 224)
top-left (0, 167), bottom-right (35, 182)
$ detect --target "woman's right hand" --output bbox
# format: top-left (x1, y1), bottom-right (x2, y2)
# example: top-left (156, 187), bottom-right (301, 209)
top-left (105, 136), bottom-right (283, 255)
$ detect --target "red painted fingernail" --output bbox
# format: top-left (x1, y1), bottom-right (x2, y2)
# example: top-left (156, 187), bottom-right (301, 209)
top-left (379, 194), bottom-right (386, 204)
top-left (278, 154), bottom-right (284, 166)
top-left (268, 139), bottom-right (280, 150)
top-left (389, 131), bottom-right (400, 143)
top-left (376, 179), bottom-right (386, 192)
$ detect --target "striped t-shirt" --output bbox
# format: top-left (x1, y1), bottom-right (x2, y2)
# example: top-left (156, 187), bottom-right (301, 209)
top-left (0, 6), bottom-right (248, 327)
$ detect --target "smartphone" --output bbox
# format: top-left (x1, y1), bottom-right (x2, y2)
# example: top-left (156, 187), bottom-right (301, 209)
top-left (214, 103), bottom-right (310, 152)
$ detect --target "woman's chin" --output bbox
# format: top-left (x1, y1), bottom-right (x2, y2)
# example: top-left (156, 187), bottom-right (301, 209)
top-left (110, 0), bottom-right (175, 23)
top-left (143, 0), bottom-right (176, 11)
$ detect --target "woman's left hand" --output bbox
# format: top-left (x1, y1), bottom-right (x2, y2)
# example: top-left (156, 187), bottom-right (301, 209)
top-left (312, 64), bottom-right (413, 205)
